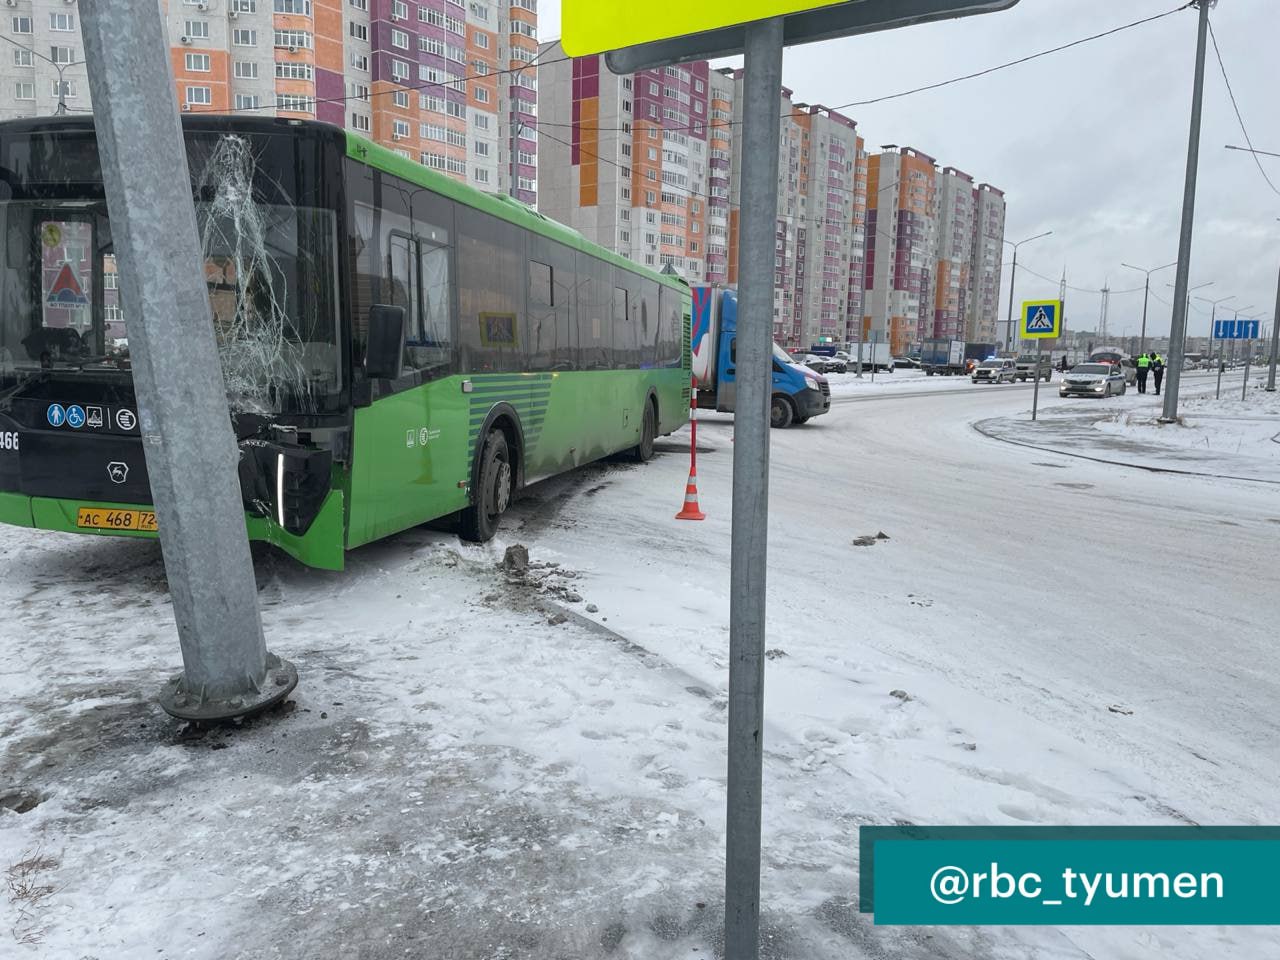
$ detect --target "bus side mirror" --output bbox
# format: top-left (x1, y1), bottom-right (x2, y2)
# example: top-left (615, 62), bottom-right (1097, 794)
top-left (365, 304), bottom-right (405, 380)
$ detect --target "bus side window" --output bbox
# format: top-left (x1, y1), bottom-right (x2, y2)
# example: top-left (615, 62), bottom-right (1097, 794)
top-left (638, 279), bottom-right (659, 369)
top-left (576, 253), bottom-right (611, 370)
top-left (525, 233), bottom-right (576, 372)
top-left (611, 284), bottom-right (633, 369)
top-left (413, 238), bottom-right (454, 378)
top-left (658, 285), bottom-right (683, 369)
top-left (386, 232), bottom-right (419, 344)
top-left (456, 205), bottom-right (524, 373)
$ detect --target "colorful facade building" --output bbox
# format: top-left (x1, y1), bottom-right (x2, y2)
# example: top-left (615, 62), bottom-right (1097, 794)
top-left (967, 182), bottom-right (1006, 344)
top-left (0, 0), bottom-right (536, 202)
top-left (537, 54), bottom-right (1007, 357)
top-left (934, 165), bottom-right (976, 342)
top-left (864, 145), bottom-right (940, 356)
top-left (537, 40), bottom-right (711, 278)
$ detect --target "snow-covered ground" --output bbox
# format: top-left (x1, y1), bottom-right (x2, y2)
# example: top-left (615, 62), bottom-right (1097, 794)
top-left (2, 380), bottom-right (1277, 958)
top-left (972, 370), bottom-right (1275, 482)
top-left (1096, 383), bottom-right (1280, 462)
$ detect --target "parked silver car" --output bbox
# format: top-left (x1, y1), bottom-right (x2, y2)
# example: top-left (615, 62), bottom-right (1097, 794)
top-left (1059, 363), bottom-right (1128, 398)
top-left (972, 358), bottom-right (1017, 383)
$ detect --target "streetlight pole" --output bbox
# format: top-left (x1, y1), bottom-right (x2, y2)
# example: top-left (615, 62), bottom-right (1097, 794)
top-left (1268, 265), bottom-right (1280, 391)
top-left (1239, 312), bottom-right (1266, 401)
top-left (1161, 0), bottom-right (1213, 423)
top-left (1002, 230), bottom-right (1052, 353)
top-left (1171, 278), bottom-right (1213, 349)
top-left (1193, 290), bottom-right (1230, 397)
top-left (1121, 260), bottom-right (1176, 355)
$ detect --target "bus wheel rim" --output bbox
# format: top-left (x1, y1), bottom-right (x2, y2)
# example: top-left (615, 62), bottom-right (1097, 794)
top-left (493, 460), bottom-right (512, 515)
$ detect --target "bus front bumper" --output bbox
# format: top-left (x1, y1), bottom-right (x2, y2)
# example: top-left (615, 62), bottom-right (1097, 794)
top-left (0, 489), bottom-right (347, 571)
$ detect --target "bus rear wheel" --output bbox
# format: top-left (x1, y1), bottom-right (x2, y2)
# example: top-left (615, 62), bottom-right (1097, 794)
top-left (631, 400), bottom-right (656, 462)
top-left (770, 395), bottom-right (794, 429)
top-left (459, 430), bottom-right (512, 543)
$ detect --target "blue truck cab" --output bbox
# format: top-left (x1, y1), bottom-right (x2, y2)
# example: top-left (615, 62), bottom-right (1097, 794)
top-left (690, 286), bottom-right (831, 428)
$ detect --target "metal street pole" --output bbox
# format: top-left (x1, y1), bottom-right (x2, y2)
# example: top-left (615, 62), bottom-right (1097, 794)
top-left (725, 18), bottom-right (783, 960)
top-left (1213, 305), bottom-right (1244, 399)
top-left (80, 0), bottom-right (296, 721)
top-left (1161, 0), bottom-right (1212, 423)
top-left (1122, 260), bottom-right (1176, 355)
top-left (1242, 335), bottom-right (1252, 401)
top-left (1031, 338), bottom-right (1043, 421)
top-left (1004, 247), bottom-right (1017, 353)
top-left (1268, 265), bottom-right (1280, 391)
top-left (1002, 231), bottom-right (1052, 353)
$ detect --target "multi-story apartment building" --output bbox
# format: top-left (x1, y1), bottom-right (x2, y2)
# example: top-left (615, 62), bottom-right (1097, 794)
top-left (705, 66), bottom-right (733, 286)
top-left (537, 40), bottom-right (711, 277)
top-left (538, 56), bottom-right (1006, 355)
top-left (845, 136), bottom-right (868, 343)
top-left (724, 76), bottom-right (859, 351)
top-left (790, 103), bottom-right (858, 348)
top-left (967, 182), bottom-right (1006, 344)
top-left (934, 166), bottom-right (976, 342)
top-left (864, 145), bottom-right (940, 356)
top-left (0, 0), bottom-right (535, 202)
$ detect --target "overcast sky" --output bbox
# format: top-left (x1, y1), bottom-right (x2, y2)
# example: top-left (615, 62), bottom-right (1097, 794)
top-left (537, 0), bottom-right (1280, 340)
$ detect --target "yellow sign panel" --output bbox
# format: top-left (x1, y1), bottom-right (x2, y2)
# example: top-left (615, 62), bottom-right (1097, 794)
top-left (561, 0), bottom-right (847, 56)
top-left (1021, 300), bottom-right (1062, 339)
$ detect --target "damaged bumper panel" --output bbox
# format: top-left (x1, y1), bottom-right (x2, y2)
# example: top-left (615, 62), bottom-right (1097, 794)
top-left (0, 488), bottom-right (347, 571)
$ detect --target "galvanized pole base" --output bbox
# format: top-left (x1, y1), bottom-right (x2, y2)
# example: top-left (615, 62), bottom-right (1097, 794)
top-left (1242, 348), bottom-right (1251, 402)
top-left (81, 0), bottom-right (294, 722)
top-left (725, 17), bottom-right (784, 960)
top-left (160, 655), bottom-right (298, 723)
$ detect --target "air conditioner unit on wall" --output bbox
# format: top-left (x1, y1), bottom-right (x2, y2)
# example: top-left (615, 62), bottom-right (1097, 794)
top-left (180, 36), bottom-right (191, 45)
top-left (228, 9), bottom-right (238, 18)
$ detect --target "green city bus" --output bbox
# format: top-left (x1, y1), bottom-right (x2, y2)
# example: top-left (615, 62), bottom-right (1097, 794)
top-left (0, 116), bottom-right (691, 569)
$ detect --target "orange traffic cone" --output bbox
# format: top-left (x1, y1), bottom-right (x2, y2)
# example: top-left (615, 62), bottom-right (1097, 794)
top-left (676, 375), bottom-right (706, 521)
top-left (675, 469), bottom-right (706, 521)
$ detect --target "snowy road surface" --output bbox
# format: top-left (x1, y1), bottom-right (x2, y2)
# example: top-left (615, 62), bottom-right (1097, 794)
top-left (1, 374), bottom-right (1276, 958)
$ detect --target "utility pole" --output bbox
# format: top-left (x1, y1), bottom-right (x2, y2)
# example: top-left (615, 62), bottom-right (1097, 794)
top-left (1162, 0), bottom-right (1214, 423)
top-left (723, 20), bottom-right (784, 960)
top-left (1002, 231), bottom-right (1052, 352)
top-left (1122, 260), bottom-right (1177, 355)
top-left (81, 0), bottom-right (297, 721)
top-left (1098, 282), bottom-right (1110, 341)
top-left (1269, 265), bottom-right (1280, 391)
top-left (1198, 292), bottom-right (1235, 399)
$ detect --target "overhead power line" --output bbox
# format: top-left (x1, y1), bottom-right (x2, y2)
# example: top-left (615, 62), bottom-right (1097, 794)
top-left (1207, 18), bottom-right (1280, 198)
top-left (538, 2), bottom-right (1192, 136)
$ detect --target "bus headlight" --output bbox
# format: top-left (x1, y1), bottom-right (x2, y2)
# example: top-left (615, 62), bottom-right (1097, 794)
top-left (238, 441), bottom-right (333, 536)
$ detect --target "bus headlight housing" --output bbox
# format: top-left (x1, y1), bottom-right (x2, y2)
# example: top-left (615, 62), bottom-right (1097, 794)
top-left (238, 441), bottom-right (333, 536)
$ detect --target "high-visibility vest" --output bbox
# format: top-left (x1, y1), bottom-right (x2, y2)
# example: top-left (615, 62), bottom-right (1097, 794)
top-left (1137, 356), bottom-right (1151, 369)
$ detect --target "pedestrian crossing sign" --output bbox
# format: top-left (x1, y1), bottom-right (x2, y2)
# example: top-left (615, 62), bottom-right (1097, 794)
top-left (1021, 299), bottom-right (1062, 339)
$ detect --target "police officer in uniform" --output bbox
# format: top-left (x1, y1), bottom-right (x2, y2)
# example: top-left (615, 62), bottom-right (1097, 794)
top-left (1136, 352), bottom-right (1151, 393)
top-left (1152, 353), bottom-right (1165, 395)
